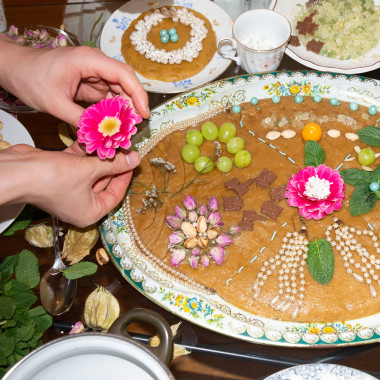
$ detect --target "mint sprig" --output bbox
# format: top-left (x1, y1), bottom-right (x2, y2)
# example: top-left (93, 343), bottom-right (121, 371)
top-left (0, 251), bottom-right (52, 377)
top-left (62, 261), bottom-right (97, 280)
top-left (304, 140), bottom-right (325, 167)
top-left (307, 239), bottom-right (334, 285)
top-left (358, 126), bottom-right (380, 147)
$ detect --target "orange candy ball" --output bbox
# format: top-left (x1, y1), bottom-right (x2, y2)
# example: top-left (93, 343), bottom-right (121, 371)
top-left (301, 123), bottom-right (322, 141)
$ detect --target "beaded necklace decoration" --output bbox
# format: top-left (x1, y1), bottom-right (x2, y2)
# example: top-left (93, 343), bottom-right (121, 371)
top-left (130, 7), bottom-right (208, 64)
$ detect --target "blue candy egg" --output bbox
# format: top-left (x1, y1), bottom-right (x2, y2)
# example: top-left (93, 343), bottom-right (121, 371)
top-left (369, 105), bottom-right (378, 115)
top-left (295, 95), bottom-right (304, 104)
top-left (232, 105), bottom-right (241, 114)
top-left (313, 95), bottom-right (322, 103)
top-left (272, 95), bottom-right (281, 104)
top-left (370, 182), bottom-right (380, 192)
top-left (349, 102), bottom-right (358, 111)
top-left (170, 33), bottom-right (179, 42)
top-left (168, 28), bottom-right (177, 35)
top-left (250, 97), bottom-right (258, 105)
top-left (160, 29), bottom-right (168, 36)
top-left (330, 98), bottom-right (339, 106)
top-left (161, 34), bottom-right (169, 44)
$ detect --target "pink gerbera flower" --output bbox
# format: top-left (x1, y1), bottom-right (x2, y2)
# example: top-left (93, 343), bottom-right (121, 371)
top-left (285, 164), bottom-right (345, 220)
top-left (77, 96), bottom-right (142, 159)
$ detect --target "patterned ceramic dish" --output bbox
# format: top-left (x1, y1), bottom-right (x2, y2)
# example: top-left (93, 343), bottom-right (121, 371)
top-left (100, 0), bottom-right (233, 93)
top-left (264, 363), bottom-right (376, 380)
top-left (100, 71), bottom-right (380, 348)
top-left (270, 0), bottom-right (380, 74)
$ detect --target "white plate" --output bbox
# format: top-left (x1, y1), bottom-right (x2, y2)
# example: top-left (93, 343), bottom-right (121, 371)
top-left (270, 0), bottom-right (380, 74)
top-left (101, 71), bottom-right (380, 348)
top-left (265, 363), bottom-right (377, 380)
top-left (0, 110), bottom-right (34, 233)
top-left (100, 0), bottom-right (233, 93)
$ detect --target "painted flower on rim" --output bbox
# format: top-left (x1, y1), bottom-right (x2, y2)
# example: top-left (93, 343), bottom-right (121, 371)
top-left (77, 96), bottom-right (142, 159)
top-left (285, 164), bottom-right (345, 220)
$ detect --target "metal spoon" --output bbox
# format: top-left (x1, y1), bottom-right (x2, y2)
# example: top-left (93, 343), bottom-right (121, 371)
top-left (40, 217), bottom-right (77, 315)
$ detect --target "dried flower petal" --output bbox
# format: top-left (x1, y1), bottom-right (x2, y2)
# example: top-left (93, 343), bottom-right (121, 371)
top-left (189, 256), bottom-right (198, 269)
top-left (168, 232), bottom-right (185, 245)
top-left (69, 321), bottom-right (85, 335)
top-left (171, 249), bottom-right (186, 266)
top-left (210, 246), bottom-right (224, 265)
top-left (198, 204), bottom-right (208, 216)
top-left (228, 225), bottom-right (242, 236)
top-left (217, 234), bottom-right (233, 247)
top-left (201, 255), bottom-right (210, 267)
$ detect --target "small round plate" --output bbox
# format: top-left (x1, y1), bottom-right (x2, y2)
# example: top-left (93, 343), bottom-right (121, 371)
top-left (270, 0), bottom-right (380, 74)
top-left (0, 110), bottom-right (34, 233)
top-left (264, 363), bottom-right (377, 380)
top-left (100, 0), bottom-right (233, 93)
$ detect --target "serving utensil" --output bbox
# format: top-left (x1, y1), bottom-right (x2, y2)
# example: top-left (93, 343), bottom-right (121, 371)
top-left (40, 217), bottom-right (77, 315)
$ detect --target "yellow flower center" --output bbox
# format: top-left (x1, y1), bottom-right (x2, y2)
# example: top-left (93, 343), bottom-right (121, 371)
top-left (98, 116), bottom-right (121, 136)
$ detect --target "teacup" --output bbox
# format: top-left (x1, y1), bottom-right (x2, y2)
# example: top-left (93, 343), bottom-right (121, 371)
top-left (217, 9), bottom-right (291, 73)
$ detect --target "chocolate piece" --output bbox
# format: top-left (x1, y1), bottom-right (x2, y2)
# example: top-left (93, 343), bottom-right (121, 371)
top-left (234, 179), bottom-right (254, 196)
top-left (270, 185), bottom-right (287, 202)
top-left (238, 219), bottom-right (254, 231)
top-left (306, 39), bottom-right (324, 54)
top-left (255, 169), bottom-right (277, 188)
top-left (261, 201), bottom-right (283, 220)
top-left (223, 197), bottom-right (243, 212)
top-left (224, 177), bottom-right (240, 190)
top-left (296, 11), bottom-right (318, 36)
top-left (289, 35), bottom-right (300, 47)
top-left (243, 210), bottom-right (267, 222)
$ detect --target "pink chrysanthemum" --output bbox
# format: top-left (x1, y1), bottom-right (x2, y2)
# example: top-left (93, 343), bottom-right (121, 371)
top-left (285, 164), bottom-right (345, 220)
top-left (77, 96), bottom-right (142, 159)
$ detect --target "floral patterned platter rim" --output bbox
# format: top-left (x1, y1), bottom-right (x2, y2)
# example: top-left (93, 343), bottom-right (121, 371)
top-left (270, 0), bottom-right (380, 74)
top-left (264, 363), bottom-right (377, 380)
top-left (100, 71), bottom-right (380, 348)
top-left (100, 0), bottom-right (233, 93)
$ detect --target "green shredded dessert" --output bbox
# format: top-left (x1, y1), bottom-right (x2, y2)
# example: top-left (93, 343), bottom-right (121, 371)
top-left (294, 0), bottom-right (380, 60)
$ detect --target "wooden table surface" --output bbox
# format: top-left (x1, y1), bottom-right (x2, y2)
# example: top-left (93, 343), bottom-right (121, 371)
top-left (1, 1), bottom-right (380, 379)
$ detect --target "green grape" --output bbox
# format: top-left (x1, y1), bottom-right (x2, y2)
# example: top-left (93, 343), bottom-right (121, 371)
top-left (186, 129), bottom-right (203, 146)
top-left (218, 122), bottom-right (236, 143)
top-left (201, 121), bottom-right (218, 141)
top-left (194, 156), bottom-right (214, 173)
top-left (227, 137), bottom-right (245, 154)
top-left (358, 148), bottom-right (375, 166)
top-left (181, 144), bottom-right (200, 163)
top-left (216, 156), bottom-right (233, 173)
top-left (234, 150), bottom-right (251, 168)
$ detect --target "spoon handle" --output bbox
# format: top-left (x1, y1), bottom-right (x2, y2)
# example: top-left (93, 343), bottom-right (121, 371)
top-left (51, 216), bottom-right (66, 271)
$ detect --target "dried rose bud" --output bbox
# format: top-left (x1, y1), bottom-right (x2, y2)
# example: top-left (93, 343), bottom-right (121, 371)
top-left (201, 255), bottom-right (210, 267)
top-left (174, 205), bottom-right (187, 220)
top-left (13, 35), bottom-right (25, 44)
top-left (217, 234), bottom-right (233, 247)
top-left (188, 256), bottom-right (198, 269)
top-left (24, 29), bottom-right (34, 39)
top-left (183, 195), bottom-right (197, 211)
top-left (207, 211), bottom-right (221, 226)
top-left (69, 321), bottom-right (85, 335)
top-left (208, 196), bottom-right (219, 211)
top-left (168, 232), bottom-right (185, 245)
top-left (56, 34), bottom-right (67, 47)
top-left (39, 29), bottom-right (49, 42)
top-left (8, 25), bottom-right (19, 37)
top-left (210, 246), bottom-right (224, 265)
top-left (165, 215), bottom-right (182, 230)
top-left (228, 225), bottom-right (241, 236)
top-left (191, 247), bottom-right (201, 256)
top-left (188, 210), bottom-right (198, 223)
top-left (198, 204), bottom-right (208, 216)
top-left (171, 249), bottom-right (186, 267)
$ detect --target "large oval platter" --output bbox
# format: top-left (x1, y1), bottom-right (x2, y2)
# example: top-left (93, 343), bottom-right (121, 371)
top-left (100, 71), bottom-right (380, 347)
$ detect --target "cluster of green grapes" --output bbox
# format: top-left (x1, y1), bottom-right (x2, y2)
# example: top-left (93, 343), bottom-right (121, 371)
top-left (181, 121), bottom-right (251, 173)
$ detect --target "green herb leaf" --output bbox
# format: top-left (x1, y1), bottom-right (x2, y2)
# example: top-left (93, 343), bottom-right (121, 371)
top-left (307, 239), bottom-right (334, 285)
top-left (2, 206), bottom-right (34, 236)
top-left (0, 335), bottom-right (15, 358)
top-left (15, 250), bottom-right (40, 289)
top-left (358, 126), bottom-right (380, 147)
top-left (304, 140), bottom-right (325, 167)
top-left (31, 313), bottom-right (52, 338)
top-left (339, 168), bottom-right (374, 186)
top-left (0, 255), bottom-right (19, 279)
top-left (62, 261), bottom-right (97, 280)
top-left (0, 296), bottom-right (16, 320)
top-left (28, 306), bottom-right (47, 318)
top-left (349, 184), bottom-right (377, 216)
top-left (0, 351), bottom-right (7, 367)
top-left (9, 290), bottom-right (37, 312)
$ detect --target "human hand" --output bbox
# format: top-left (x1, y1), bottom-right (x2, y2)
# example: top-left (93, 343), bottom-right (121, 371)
top-left (0, 142), bottom-right (140, 227)
top-left (0, 39), bottom-right (150, 126)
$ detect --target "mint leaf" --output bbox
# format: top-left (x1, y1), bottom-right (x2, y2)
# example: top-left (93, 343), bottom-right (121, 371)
top-left (304, 140), bottom-right (325, 167)
top-left (0, 255), bottom-right (19, 279)
top-left (62, 261), bottom-right (97, 280)
top-left (358, 126), bottom-right (380, 147)
top-left (307, 239), bottom-right (334, 285)
top-left (339, 168), bottom-right (374, 186)
top-left (349, 184), bottom-right (376, 216)
top-left (28, 306), bottom-right (46, 318)
top-left (9, 290), bottom-right (37, 312)
top-left (2, 206), bottom-right (34, 236)
top-left (15, 250), bottom-right (40, 289)
top-left (31, 313), bottom-right (52, 337)
top-left (0, 296), bottom-right (16, 320)
top-left (0, 335), bottom-right (15, 358)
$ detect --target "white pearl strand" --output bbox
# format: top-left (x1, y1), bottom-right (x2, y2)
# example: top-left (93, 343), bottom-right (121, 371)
top-left (325, 218), bottom-right (380, 298)
top-left (252, 231), bottom-right (308, 320)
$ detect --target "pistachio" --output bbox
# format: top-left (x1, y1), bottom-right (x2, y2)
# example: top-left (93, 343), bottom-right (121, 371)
top-left (207, 226), bottom-right (220, 240)
top-left (184, 237), bottom-right (198, 249)
top-left (327, 129), bottom-right (341, 138)
top-left (354, 145), bottom-right (361, 154)
top-left (84, 286), bottom-right (120, 331)
top-left (96, 248), bottom-right (109, 266)
top-left (281, 129), bottom-right (296, 139)
top-left (181, 221), bottom-right (197, 238)
top-left (196, 216), bottom-right (207, 233)
top-left (345, 132), bottom-right (359, 141)
top-left (197, 236), bottom-right (209, 249)
top-left (265, 131), bottom-right (281, 140)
